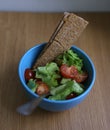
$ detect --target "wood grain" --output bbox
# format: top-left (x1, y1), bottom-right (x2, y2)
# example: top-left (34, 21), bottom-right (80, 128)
top-left (0, 12), bottom-right (110, 130)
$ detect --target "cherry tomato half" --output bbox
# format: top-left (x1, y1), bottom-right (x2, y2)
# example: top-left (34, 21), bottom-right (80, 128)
top-left (60, 64), bottom-right (88, 83)
top-left (60, 64), bottom-right (78, 79)
top-left (74, 72), bottom-right (88, 83)
top-left (24, 68), bottom-right (35, 81)
top-left (36, 81), bottom-right (49, 95)
top-left (66, 93), bottom-right (77, 100)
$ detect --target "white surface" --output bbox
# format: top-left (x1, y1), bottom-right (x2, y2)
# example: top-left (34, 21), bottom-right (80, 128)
top-left (0, 0), bottom-right (110, 12)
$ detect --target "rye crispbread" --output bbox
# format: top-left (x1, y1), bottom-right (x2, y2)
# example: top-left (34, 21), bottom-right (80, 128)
top-left (55, 13), bottom-right (88, 50)
top-left (33, 12), bottom-right (88, 68)
top-left (33, 40), bottom-right (65, 68)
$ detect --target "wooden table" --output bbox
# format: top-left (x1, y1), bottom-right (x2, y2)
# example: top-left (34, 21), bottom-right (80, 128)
top-left (0, 12), bottom-right (110, 130)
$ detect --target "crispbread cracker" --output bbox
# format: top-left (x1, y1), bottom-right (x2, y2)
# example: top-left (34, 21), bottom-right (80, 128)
top-left (33, 14), bottom-right (66, 64)
top-left (33, 40), bottom-right (65, 68)
top-left (55, 13), bottom-right (88, 49)
top-left (33, 12), bottom-right (88, 68)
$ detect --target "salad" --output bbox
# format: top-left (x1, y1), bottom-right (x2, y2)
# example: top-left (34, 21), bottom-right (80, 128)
top-left (24, 49), bottom-right (88, 100)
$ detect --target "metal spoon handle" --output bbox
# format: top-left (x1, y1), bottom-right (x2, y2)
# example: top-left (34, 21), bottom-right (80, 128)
top-left (16, 96), bottom-right (44, 116)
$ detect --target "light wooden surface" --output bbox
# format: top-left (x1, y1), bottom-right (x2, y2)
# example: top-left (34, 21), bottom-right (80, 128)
top-left (0, 12), bottom-right (110, 130)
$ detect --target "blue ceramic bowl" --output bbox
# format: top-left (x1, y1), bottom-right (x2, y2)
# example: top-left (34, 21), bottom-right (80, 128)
top-left (18, 43), bottom-right (96, 112)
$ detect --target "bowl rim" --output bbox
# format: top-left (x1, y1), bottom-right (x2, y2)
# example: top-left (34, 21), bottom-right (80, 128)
top-left (18, 43), bottom-right (96, 104)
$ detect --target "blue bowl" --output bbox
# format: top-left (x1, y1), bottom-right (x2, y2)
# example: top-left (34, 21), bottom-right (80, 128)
top-left (18, 43), bottom-right (96, 112)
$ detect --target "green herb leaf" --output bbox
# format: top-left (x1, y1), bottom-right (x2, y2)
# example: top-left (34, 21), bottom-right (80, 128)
top-left (27, 79), bottom-right (37, 92)
top-left (55, 49), bottom-right (83, 72)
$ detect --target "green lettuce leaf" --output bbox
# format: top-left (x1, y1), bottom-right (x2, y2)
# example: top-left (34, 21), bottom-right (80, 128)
top-left (49, 80), bottom-right (84, 100)
top-left (35, 62), bottom-right (60, 89)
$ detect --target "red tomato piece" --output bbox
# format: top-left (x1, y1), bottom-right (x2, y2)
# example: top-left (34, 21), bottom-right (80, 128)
top-left (24, 68), bottom-right (35, 81)
top-left (36, 81), bottom-right (49, 95)
top-left (74, 72), bottom-right (88, 83)
top-left (60, 64), bottom-right (78, 79)
top-left (66, 93), bottom-right (77, 100)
